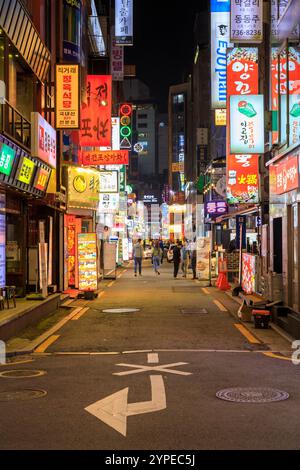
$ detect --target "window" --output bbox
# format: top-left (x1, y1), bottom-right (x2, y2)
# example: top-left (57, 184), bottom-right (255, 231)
top-left (138, 123), bottom-right (148, 129)
top-left (138, 113), bottom-right (148, 119)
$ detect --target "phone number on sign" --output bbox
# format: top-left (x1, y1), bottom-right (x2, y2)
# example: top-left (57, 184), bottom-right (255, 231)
top-left (232, 30), bottom-right (262, 37)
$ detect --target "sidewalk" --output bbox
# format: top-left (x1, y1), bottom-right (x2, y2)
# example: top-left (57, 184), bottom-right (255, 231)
top-left (0, 294), bottom-right (61, 342)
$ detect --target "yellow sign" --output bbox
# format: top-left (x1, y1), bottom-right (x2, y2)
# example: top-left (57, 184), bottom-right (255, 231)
top-left (68, 167), bottom-right (100, 210)
top-left (17, 157), bottom-right (35, 184)
top-left (55, 64), bottom-right (80, 129)
top-left (172, 162), bottom-right (184, 173)
top-left (215, 109), bottom-right (226, 126)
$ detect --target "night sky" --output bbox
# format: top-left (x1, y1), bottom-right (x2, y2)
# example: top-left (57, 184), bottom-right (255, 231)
top-left (124, 0), bottom-right (209, 112)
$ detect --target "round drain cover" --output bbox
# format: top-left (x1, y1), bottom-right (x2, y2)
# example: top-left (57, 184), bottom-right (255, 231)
top-left (0, 369), bottom-right (46, 379)
top-left (0, 389), bottom-right (47, 402)
top-left (216, 387), bottom-right (289, 403)
top-left (102, 308), bottom-right (140, 313)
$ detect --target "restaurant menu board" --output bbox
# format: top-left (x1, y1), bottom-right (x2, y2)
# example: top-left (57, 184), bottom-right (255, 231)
top-left (196, 237), bottom-right (211, 281)
top-left (78, 233), bottom-right (97, 291)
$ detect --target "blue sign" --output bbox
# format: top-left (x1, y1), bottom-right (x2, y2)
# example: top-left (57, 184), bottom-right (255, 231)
top-left (211, 0), bottom-right (230, 13)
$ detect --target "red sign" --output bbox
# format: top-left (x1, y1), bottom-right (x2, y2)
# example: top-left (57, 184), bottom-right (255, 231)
top-left (270, 151), bottom-right (299, 195)
top-left (80, 75), bottom-right (112, 147)
top-left (34, 167), bottom-right (51, 192)
top-left (227, 48), bottom-right (259, 204)
top-left (81, 150), bottom-right (129, 166)
top-left (227, 154), bottom-right (259, 204)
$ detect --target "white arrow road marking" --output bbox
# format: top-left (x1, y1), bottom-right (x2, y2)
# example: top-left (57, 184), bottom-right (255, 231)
top-left (85, 375), bottom-right (166, 437)
top-left (113, 362), bottom-right (192, 376)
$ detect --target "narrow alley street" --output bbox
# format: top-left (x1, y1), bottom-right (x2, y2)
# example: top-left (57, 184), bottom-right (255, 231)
top-left (1, 262), bottom-right (299, 450)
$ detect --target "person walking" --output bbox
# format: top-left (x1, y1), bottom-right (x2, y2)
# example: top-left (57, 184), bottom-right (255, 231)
top-left (159, 239), bottom-right (164, 264)
top-left (172, 240), bottom-right (181, 278)
top-left (152, 241), bottom-right (162, 275)
top-left (181, 240), bottom-right (188, 277)
top-left (133, 239), bottom-right (143, 277)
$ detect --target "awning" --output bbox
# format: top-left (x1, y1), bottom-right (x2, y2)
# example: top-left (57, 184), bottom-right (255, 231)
top-left (215, 205), bottom-right (259, 223)
top-left (0, 0), bottom-right (51, 82)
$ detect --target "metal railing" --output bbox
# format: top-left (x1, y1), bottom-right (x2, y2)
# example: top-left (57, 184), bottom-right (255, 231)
top-left (0, 101), bottom-right (31, 150)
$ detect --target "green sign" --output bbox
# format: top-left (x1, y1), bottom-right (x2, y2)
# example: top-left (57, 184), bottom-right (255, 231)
top-left (119, 165), bottom-right (126, 192)
top-left (125, 184), bottom-right (133, 194)
top-left (0, 143), bottom-right (15, 176)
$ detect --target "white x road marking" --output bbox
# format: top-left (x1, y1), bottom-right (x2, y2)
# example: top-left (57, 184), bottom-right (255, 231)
top-left (114, 362), bottom-right (192, 376)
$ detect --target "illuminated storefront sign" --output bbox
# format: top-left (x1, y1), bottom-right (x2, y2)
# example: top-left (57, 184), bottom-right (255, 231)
top-left (78, 233), bottom-right (97, 291)
top-left (98, 193), bottom-right (120, 213)
top-left (115, 0), bottom-right (133, 45)
top-left (82, 149), bottom-right (129, 166)
top-left (112, 117), bottom-right (120, 150)
top-left (172, 162), bottom-right (184, 172)
top-left (99, 171), bottom-right (118, 193)
top-left (230, 0), bottom-right (263, 43)
top-left (230, 94), bottom-right (264, 154)
top-left (80, 75), bottom-right (112, 147)
top-left (269, 150), bottom-right (299, 195)
top-left (271, 47), bottom-right (300, 144)
top-left (227, 48), bottom-right (259, 97)
top-left (211, 0), bottom-right (232, 108)
top-left (55, 64), bottom-right (80, 129)
top-left (0, 143), bottom-right (15, 176)
top-left (111, 28), bottom-right (124, 80)
top-left (227, 154), bottom-right (259, 203)
top-left (31, 113), bottom-right (57, 168)
top-left (119, 103), bottom-right (132, 149)
top-left (17, 157), bottom-right (35, 185)
top-left (34, 167), bottom-right (52, 192)
top-left (242, 253), bottom-right (257, 294)
top-left (215, 109), bottom-right (226, 126)
top-left (68, 167), bottom-right (100, 209)
top-left (205, 200), bottom-right (228, 217)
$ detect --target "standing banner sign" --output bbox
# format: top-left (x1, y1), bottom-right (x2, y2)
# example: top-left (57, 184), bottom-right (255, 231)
top-left (196, 237), bottom-right (211, 283)
top-left (115, 0), bottom-right (133, 45)
top-left (211, 0), bottom-right (232, 109)
top-left (80, 75), bottom-right (112, 148)
top-left (230, 0), bottom-right (263, 43)
top-left (78, 233), bottom-right (98, 291)
top-left (55, 65), bottom-right (80, 129)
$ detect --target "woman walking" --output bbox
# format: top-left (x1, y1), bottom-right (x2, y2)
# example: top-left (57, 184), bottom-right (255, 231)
top-left (152, 241), bottom-right (162, 275)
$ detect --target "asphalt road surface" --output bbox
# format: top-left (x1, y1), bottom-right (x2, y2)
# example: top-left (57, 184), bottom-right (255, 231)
top-left (1, 261), bottom-right (299, 450)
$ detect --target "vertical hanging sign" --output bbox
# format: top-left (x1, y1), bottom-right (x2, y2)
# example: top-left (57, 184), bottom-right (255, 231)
top-left (110, 27), bottom-right (124, 81)
top-left (55, 64), bottom-right (80, 129)
top-left (80, 75), bottom-right (112, 147)
top-left (211, 0), bottom-right (232, 109)
top-left (230, 0), bottom-right (263, 43)
top-left (115, 0), bottom-right (133, 45)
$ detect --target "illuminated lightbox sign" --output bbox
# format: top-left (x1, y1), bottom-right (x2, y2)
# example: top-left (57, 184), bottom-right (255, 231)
top-left (270, 151), bottom-right (300, 195)
top-left (31, 113), bottom-right (57, 168)
top-left (205, 200), bottom-right (228, 217)
top-left (115, 0), bottom-right (133, 45)
top-left (0, 143), bottom-right (16, 176)
top-left (230, 0), bottom-right (263, 43)
top-left (55, 64), bottom-right (80, 129)
top-left (17, 157), bottom-right (36, 185)
top-left (230, 95), bottom-right (264, 154)
top-left (99, 171), bottom-right (119, 193)
top-left (215, 109), bottom-right (226, 126)
top-left (227, 154), bottom-right (259, 204)
top-left (211, 0), bottom-right (232, 108)
top-left (34, 167), bottom-right (52, 192)
top-left (111, 117), bottom-right (120, 150)
top-left (82, 150), bottom-right (129, 166)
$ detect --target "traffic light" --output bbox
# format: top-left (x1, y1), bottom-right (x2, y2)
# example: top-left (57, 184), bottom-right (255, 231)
top-left (119, 103), bottom-right (132, 149)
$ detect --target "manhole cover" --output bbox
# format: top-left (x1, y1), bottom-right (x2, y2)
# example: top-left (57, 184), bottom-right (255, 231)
top-left (216, 387), bottom-right (289, 403)
top-left (102, 308), bottom-right (140, 314)
top-left (0, 370), bottom-right (47, 379)
top-left (0, 389), bottom-right (47, 402)
top-left (181, 308), bottom-right (208, 314)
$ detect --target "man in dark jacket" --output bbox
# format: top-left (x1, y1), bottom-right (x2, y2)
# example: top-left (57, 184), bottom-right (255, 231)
top-left (172, 240), bottom-right (181, 278)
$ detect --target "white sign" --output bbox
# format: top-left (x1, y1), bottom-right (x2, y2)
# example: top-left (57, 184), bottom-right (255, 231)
top-left (111, 117), bottom-right (120, 150)
top-left (122, 238), bottom-right (129, 261)
top-left (98, 193), bottom-right (120, 213)
top-left (230, 94), bottom-right (264, 154)
top-left (111, 28), bottom-right (124, 80)
top-left (0, 80), bottom-right (5, 104)
top-left (31, 112), bottom-right (56, 168)
top-left (99, 171), bottom-right (119, 193)
top-left (196, 237), bottom-right (211, 281)
top-left (115, 0), bottom-right (133, 45)
top-left (230, 0), bottom-right (263, 43)
top-left (211, 0), bottom-right (232, 108)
